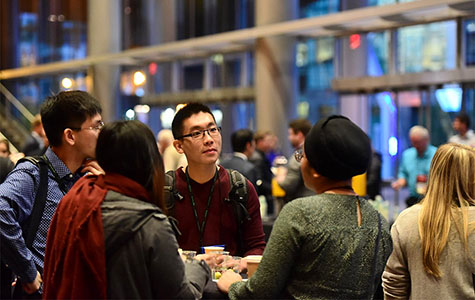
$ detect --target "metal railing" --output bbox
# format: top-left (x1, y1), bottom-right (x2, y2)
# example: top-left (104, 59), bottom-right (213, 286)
top-left (0, 82), bottom-right (34, 149)
top-left (0, 82), bottom-right (35, 123)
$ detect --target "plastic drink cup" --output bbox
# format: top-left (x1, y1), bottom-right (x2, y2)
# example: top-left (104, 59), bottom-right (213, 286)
top-left (182, 250), bottom-right (197, 262)
top-left (245, 255), bottom-right (262, 278)
top-left (203, 246), bottom-right (225, 254)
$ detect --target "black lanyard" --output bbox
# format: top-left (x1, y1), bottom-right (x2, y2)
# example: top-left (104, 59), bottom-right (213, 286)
top-left (185, 168), bottom-right (218, 249)
top-left (42, 155), bottom-right (68, 196)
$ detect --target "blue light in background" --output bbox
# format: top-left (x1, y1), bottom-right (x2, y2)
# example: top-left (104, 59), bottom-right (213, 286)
top-left (135, 87), bottom-right (145, 97)
top-left (435, 85), bottom-right (462, 112)
top-left (383, 92), bottom-right (396, 113)
top-left (388, 136), bottom-right (398, 156)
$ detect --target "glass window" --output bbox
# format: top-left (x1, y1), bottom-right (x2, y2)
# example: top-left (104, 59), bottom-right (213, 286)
top-left (464, 18), bottom-right (475, 66)
top-left (368, 92), bottom-right (398, 180)
top-left (397, 21), bottom-right (456, 73)
top-left (17, 2), bottom-right (87, 65)
top-left (183, 64), bottom-right (204, 90)
top-left (19, 13), bottom-right (39, 67)
top-left (368, 0), bottom-right (396, 6)
top-left (177, 0), bottom-right (253, 40)
top-left (300, 0), bottom-right (339, 18)
top-left (367, 31), bottom-right (389, 76)
top-left (211, 55), bottom-right (242, 88)
top-left (298, 37), bottom-right (338, 123)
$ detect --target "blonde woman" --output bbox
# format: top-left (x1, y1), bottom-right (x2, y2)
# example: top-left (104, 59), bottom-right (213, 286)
top-left (383, 143), bottom-right (475, 299)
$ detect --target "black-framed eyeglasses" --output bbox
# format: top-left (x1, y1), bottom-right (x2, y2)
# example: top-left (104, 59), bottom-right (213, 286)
top-left (294, 148), bottom-right (304, 163)
top-left (70, 120), bottom-right (104, 132)
top-left (177, 126), bottom-right (222, 140)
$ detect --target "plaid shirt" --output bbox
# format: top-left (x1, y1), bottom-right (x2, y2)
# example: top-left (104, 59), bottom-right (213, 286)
top-left (0, 148), bottom-right (81, 282)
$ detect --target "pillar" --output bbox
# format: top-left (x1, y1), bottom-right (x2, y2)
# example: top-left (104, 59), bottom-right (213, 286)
top-left (88, 0), bottom-right (121, 122)
top-left (255, 0), bottom-right (298, 157)
top-left (144, 0), bottom-right (177, 134)
top-left (338, 0), bottom-right (369, 132)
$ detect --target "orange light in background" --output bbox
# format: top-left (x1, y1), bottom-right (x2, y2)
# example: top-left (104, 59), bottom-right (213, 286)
top-left (61, 77), bottom-right (73, 89)
top-left (149, 63), bottom-right (157, 75)
top-left (133, 71), bottom-right (146, 86)
top-left (349, 34), bottom-right (361, 50)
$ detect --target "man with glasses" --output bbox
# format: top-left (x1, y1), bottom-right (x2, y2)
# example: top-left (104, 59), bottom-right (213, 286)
top-left (169, 103), bottom-right (266, 257)
top-left (0, 90), bottom-right (103, 298)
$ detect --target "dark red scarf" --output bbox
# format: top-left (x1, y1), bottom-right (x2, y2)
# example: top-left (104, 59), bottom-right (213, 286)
top-left (42, 173), bottom-right (150, 299)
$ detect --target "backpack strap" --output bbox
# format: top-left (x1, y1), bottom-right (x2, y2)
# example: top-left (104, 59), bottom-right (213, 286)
top-left (164, 170), bottom-right (183, 237)
top-left (17, 156), bottom-right (49, 252)
top-left (164, 170), bottom-right (184, 214)
top-left (226, 169), bottom-right (251, 255)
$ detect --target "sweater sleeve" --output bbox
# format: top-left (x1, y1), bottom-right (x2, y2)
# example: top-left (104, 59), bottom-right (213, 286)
top-left (147, 216), bottom-right (211, 299)
top-left (382, 220), bottom-right (410, 299)
top-left (229, 201), bottom-right (305, 299)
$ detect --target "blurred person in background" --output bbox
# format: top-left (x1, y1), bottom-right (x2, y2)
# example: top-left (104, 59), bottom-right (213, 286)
top-left (366, 148), bottom-right (382, 200)
top-left (250, 130), bottom-right (275, 216)
top-left (157, 128), bottom-right (174, 154)
top-left (218, 116), bottom-right (392, 299)
top-left (43, 120), bottom-right (211, 299)
top-left (383, 143), bottom-right (475, 299)
top-left (22, 114), bottom-right (47, 156)
top-left (0, 139), bottom-right (26, 184)
top-left (449, 112), bottom-right (475, 147)
top-left (276, 119), bottom-right (314, 203)
top-left (158, 128), bottom-right (187, 172)
top-left (0, 139), bottom-right (11, 157)
top-left (391, 126), bottom-right (437, 207)
top-left (220, 129), bottom-right (258, 187)
top-left (0, 139), bottom-right (25, 165)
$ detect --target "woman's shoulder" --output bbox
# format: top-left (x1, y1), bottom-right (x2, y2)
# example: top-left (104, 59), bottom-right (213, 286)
top-left (393, 204), bottom-right (421, 230)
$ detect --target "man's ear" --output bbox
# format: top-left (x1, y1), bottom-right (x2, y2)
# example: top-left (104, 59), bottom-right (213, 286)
top-left (173, 140), bottom-right (184, 154)
top-left (245, 141), bottom-right (252, 152)
top-left (63, 128), bottom-right (76, 147)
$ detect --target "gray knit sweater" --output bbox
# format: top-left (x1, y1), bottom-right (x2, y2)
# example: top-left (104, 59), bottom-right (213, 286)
top-left (229, 194), bottom-right (392, 299)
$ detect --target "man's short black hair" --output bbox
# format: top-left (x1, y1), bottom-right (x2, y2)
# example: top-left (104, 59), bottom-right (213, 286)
top-left (289, 119), bottom-right (312, 137)
top-left (231, 129), bottom-right (254, 153)
top-left (40, 90), bottom-right (102, 147)
top-left (171, 103), bottom-right (216, 139)
top-left (456, 112), bottom-right (470, 128)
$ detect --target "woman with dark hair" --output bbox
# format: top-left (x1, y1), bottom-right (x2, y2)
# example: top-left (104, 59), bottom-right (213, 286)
top-left (42, 120), bottom-right (210, 299)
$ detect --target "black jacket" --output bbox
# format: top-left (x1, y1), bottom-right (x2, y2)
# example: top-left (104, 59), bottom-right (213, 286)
top-left (101, 190), bottom-right (211, 299)
top-left (220, 154), bottom-right (258, 187)
top-left (249, 149), bottom-right (273, 197)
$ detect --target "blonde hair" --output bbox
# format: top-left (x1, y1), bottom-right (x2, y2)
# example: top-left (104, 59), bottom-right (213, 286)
top-left (418, 143), bottom-right (475, 278)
